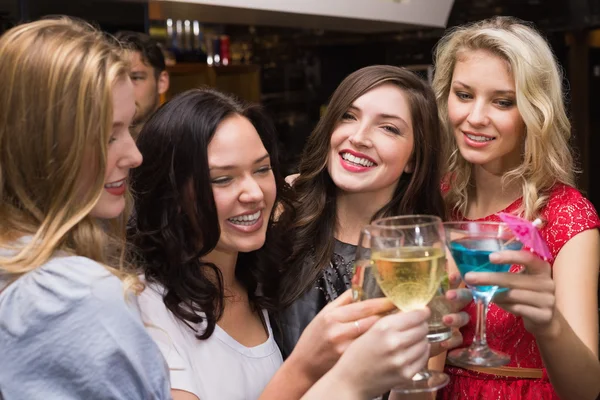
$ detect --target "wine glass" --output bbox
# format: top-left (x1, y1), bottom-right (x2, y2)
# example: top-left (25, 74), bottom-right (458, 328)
top-left (352, 216), bottom-right (449, 394)
top-left (373, 216), bottom-right (453, 343)
top-left (443, 221), bottom-right (524, 367)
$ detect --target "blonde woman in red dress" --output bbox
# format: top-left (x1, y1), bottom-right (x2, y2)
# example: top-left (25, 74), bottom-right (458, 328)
top-left (432, 16), bottom-right (600, 399)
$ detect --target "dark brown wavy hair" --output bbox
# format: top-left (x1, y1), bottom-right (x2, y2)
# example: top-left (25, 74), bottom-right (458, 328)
top-left (279, 65), bottom-right (445, 306)
top-left (128, 88), bottom-right (294, 339)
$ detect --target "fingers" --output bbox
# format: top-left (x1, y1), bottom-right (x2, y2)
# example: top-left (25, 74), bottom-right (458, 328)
top-left (442, 311), bottom-right (469, 329)
top-left (328, 296), bottom-right (396, 323)
top-left (440, 329), bottom-right (464, 350)
top-left (448, 272), bottom-right (463, 290)
top-left (395, 340), bottom-right (431, 381)
top-left (464, 271), bottom-right (554, 292)
top-left (373, 309), bottom-right (430, 339)
top-left (338, 314), bottom-right (382, 341)
top-left (494, 303), bottom-right (555, 326)
top-left (488, 250), bottom-right (551, 275)
top-left (492, 288), bottom-right (555, 309)
top-left (323, 289), bottom-right (353, 308)
top-left (445, 288), bottom-right (472, 311)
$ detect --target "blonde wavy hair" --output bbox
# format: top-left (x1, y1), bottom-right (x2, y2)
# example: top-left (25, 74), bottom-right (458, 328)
top-left (432, 16), bottom-right (575, 220)
top-left (0, 17), bottom-right (139, 290)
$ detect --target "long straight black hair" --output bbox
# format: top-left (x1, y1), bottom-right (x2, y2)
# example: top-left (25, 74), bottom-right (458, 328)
top-left (129, 88), bottom-right (294, 339)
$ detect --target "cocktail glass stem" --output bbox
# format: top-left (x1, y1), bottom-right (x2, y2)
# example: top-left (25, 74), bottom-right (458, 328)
top-left (472, 291), bottom-right (493, 349)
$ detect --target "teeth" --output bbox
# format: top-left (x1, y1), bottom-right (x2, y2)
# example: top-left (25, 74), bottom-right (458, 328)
top-left (229, 211), bottom-right (261, 225)
top-left (466, 134), bottom-right (494, 142)
top-left (341, 153), bottom-right (375, 167)
top-left (105, 180), bottom-right (125, 188)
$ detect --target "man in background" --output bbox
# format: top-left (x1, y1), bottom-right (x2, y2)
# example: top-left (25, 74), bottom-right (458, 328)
top-left (116, 31), bottom-right (170, 137)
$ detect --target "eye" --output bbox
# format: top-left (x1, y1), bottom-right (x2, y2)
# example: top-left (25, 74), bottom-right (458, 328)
top-left (108, 136), bottom-right (117, 144)
top-left (455, 91), bottom-right (472, 101)
top-left (341, 112), bottom-right (356, 121)
top-left (256, 165), bottom-right (272, 174)
top-left (495, 99), bottom-right (514, 108)
top-left (382, 125), bottom-right (400, 135)
top-left (211, 177), bottom-right (232, 185)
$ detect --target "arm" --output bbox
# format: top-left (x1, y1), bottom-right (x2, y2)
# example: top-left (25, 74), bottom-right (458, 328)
top-left (536, 230), bottom-right (600, 399)
top-left (260, 291), bottom-right (396, 400)
top-left (465, 230), bottom-right (600, 400)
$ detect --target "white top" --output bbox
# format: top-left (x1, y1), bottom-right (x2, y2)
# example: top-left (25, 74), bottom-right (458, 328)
top-left (138, 281), bottom-right (283, 400)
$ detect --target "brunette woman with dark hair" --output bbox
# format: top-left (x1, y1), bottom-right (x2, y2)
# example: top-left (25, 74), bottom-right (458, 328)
top-left (275, 65), bottom-right (470, 360)
top-left (129, 87), bottom-right (442, 400)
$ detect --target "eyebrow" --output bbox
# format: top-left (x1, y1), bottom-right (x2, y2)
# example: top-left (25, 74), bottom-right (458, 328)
top-left (348, 105), bottom-right (409, 128)
top-left (209, 153), bottom-right (270, 171)
top-left (452, 81), bottom-right (515, 96)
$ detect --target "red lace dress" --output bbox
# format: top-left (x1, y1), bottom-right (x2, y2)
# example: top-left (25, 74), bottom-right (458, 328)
top-left (439, 184), bottom-right (600, 400)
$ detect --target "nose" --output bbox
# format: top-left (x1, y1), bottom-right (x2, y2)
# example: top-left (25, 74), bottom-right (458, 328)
top-left (117, 134), bottom-right (143, 170)
top-left (348, 123), bottom-right (372, 148)
top-left (466, 100), bottom-right (490, 127)
top-left (239, 176), bottom-right (264, 204)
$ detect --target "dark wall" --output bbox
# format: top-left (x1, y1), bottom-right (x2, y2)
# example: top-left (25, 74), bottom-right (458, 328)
top-left (14, 0), bottom-right (145, 33)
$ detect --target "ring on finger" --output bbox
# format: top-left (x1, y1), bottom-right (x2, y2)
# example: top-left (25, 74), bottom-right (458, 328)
top-left (354, 320), bottom-right (361, 335)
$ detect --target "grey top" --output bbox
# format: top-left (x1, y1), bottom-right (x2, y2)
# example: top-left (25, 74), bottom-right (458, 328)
top-left (273, 239), bottom-right (357, 359)
top-left (0, 251), bottom-right (171, 400)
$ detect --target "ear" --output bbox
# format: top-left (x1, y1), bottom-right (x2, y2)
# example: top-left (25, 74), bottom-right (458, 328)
top-left (157, 70), bottom-right (170, 95)
top-left (404, 160), bottom-right (414, 174)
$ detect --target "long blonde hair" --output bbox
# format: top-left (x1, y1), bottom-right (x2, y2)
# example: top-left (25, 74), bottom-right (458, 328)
top-left (0, 17), bottom-right (137, 288)
top-left (432, 16), bottom-right (574, 220)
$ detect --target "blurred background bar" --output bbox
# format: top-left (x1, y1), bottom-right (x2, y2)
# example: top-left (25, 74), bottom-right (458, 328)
top-left (3, 0), bottom-right (600, 207)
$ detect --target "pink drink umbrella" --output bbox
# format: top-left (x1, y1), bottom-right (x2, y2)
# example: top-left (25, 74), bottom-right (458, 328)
top-left (497, 212), bottom-right (552, 261)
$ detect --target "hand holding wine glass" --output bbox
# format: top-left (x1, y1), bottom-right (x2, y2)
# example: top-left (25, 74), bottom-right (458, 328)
top-left (352, 216), bottom-right (450, 393)
top-left (288, 289), bottom-right (398, 382)
top-left (463, 249), bottom-right (559, 338)
top-left (444, 221), bottom-right (524, 367)
top-left (301, 309), bottom-right (431, 400)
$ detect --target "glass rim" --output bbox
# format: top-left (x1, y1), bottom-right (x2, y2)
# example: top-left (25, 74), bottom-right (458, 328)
top-left (442, 220), bottom-right (526, 229)
top-left (371, 214), bottom-right (442, 229)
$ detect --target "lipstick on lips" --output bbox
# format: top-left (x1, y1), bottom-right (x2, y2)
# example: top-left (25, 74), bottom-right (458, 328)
top-left (227, 209), bottom-right (264, 233)
top-left (339, 149), bottom-right (377, 173)
top-left (462, 130), bottom-right (496, 149)
top-left (104, 178), bottom-right (127, 196)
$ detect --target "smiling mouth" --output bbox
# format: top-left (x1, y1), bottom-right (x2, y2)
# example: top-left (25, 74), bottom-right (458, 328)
top-left (228, 210), bottom-right (261, 226)
top-left (340, 152), bottom-right (377, 167)
top-left (464, 132), bottom-right (495, 142)
top-left (105, 179), bottom-right (126, 188)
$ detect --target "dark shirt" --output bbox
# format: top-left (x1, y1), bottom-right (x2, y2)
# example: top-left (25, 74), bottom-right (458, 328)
top-left (273, 239), bottom-right (357, 359)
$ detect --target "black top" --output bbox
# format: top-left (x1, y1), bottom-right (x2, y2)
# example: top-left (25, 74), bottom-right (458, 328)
top-left (273, 238), bottom-right (357, 359)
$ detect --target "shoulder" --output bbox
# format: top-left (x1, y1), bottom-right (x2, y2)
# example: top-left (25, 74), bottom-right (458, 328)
top-left (138, 279), bottom-right (200, 363)
top-left (541, 184), bottom-right (600, 257)
top-left (0, 257), bottom-right (171, 399)
top-left (543, 184), bottom-right (599, 226)
top-left (0, 255), bottom-right (123, 321)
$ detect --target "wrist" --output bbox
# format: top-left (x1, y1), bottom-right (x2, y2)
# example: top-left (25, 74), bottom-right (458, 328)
top-left (534, 310), bottom-right (563, 341)
top-left (317, 367), bottom-right (366, 400)
top-left (285, 351), bottom-right (322, 386)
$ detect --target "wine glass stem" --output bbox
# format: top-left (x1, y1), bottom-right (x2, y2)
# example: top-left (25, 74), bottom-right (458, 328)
top-left (472, 292), bottom-right (492, 348)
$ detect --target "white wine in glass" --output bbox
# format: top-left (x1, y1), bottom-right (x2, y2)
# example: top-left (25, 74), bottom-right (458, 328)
top-left (352, 215), bottom-right (450, 394)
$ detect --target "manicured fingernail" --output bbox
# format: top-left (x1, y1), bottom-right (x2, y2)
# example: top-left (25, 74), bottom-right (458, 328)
top-left (464, 272), bottom-right (473, 281)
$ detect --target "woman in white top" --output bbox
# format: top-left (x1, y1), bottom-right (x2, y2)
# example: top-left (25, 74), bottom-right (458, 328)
top-left (0, 17), bottom-right (170, 399)
top-left (129, 88), bottom-right (471, 400)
